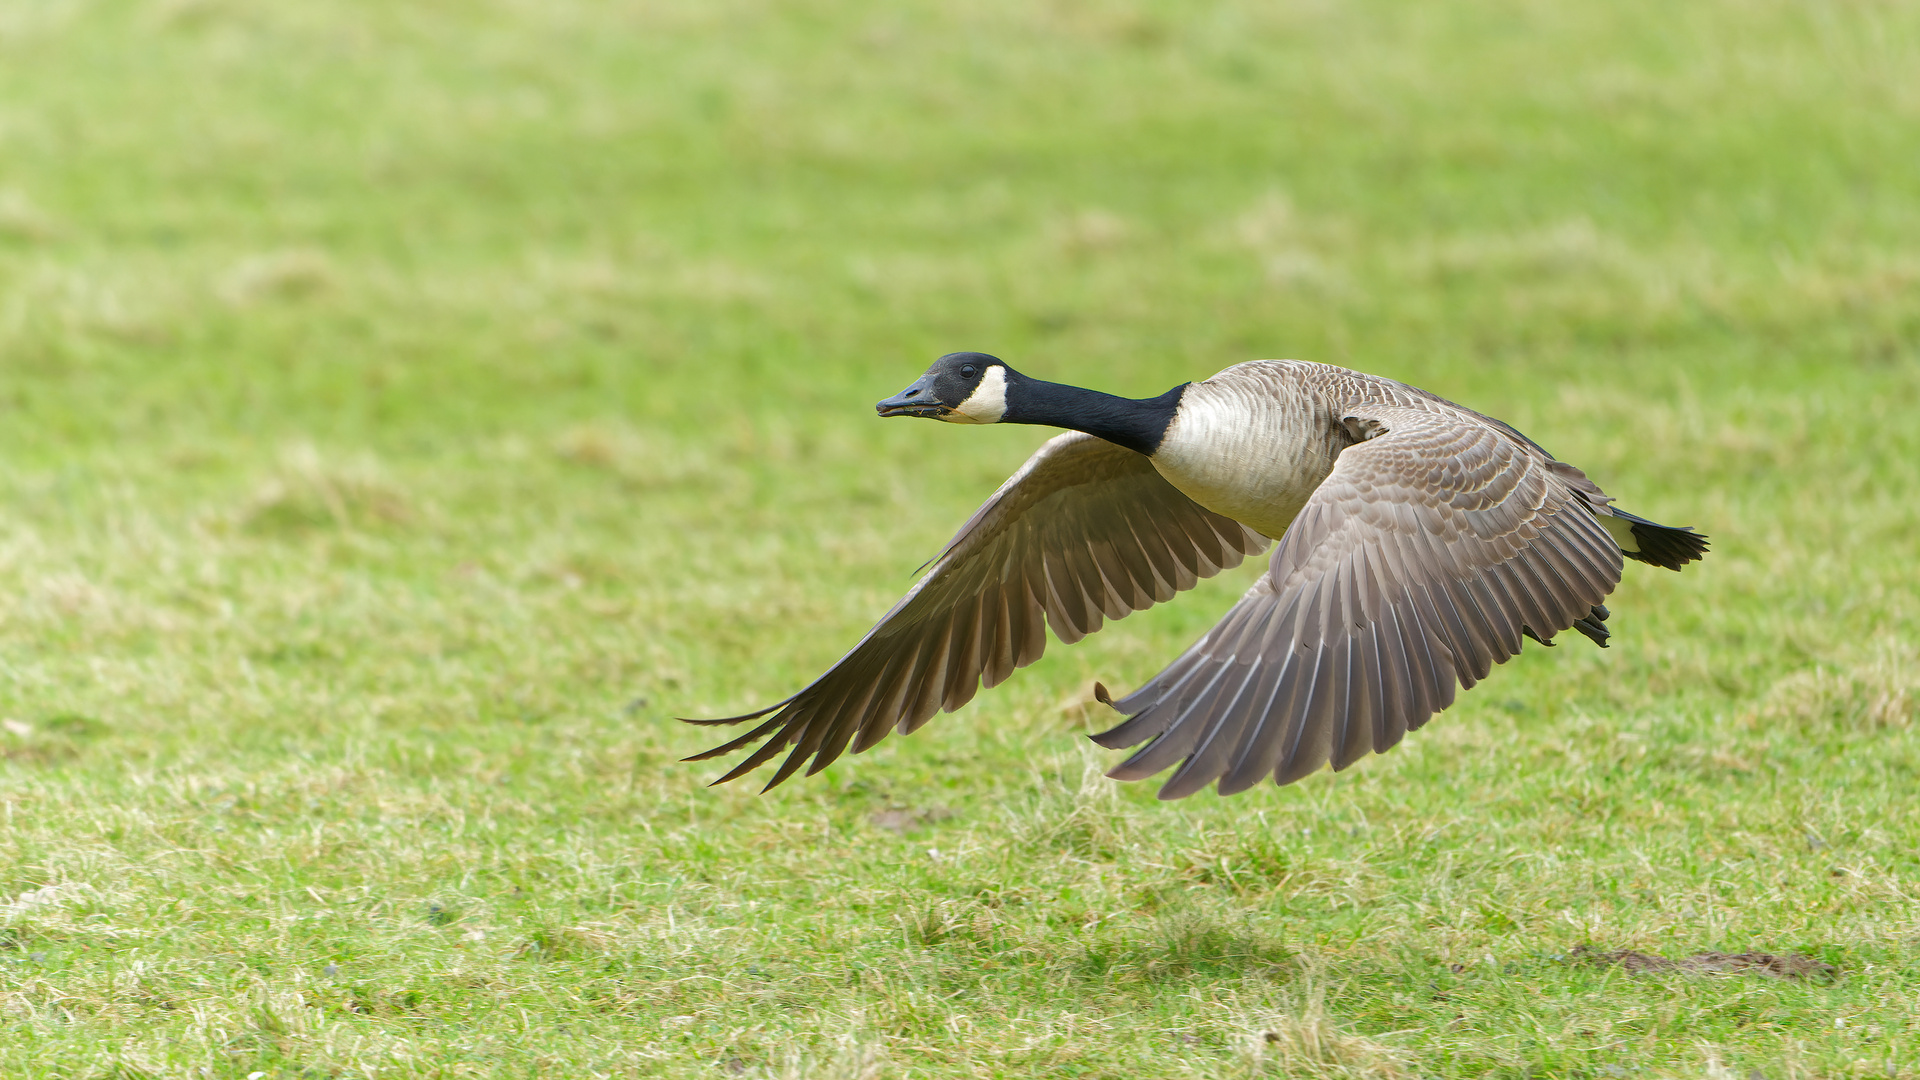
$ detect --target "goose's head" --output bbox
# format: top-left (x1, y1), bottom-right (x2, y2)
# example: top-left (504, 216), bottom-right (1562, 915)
top-left (876, 352), bottom-right (1010, 424)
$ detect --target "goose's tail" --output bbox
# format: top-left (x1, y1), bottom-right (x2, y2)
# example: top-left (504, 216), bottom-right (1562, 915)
top-left (1603, 508), bottom-right (1709, 571)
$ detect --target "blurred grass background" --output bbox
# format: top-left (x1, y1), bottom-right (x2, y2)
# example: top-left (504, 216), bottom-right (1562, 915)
top-left (1, 0), bottom-right (1917, 1076)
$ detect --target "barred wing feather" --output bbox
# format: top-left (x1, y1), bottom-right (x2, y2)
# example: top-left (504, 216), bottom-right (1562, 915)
top-left (1093, 404), bottom-right (1624, 799)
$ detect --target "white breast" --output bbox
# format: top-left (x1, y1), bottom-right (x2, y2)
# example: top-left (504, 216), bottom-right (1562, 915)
top-left (1149, 365), bottom-right (1339, 539)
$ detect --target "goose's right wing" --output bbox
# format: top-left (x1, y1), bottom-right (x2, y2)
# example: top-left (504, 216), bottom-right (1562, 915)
top-left (685, 431), bottom-right (1270, 790)
top-left (1094, 404), bottom-right (1629, 799)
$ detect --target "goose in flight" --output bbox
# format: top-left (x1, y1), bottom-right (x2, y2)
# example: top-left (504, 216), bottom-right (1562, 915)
top-left (686, 353), bottom-right (1707, 799)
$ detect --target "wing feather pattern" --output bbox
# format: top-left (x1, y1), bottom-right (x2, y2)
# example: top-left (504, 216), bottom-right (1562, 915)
top-left (685, 432), bottom-right (1270, 789)
top-left (1093, 404), bottom-right (1625, 799)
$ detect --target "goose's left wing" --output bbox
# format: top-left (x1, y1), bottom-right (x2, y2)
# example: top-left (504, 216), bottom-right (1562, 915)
top-left (1093, 404), bottom-right (1627, 799)
top-left (684, 432), bottom-right (1270, 790)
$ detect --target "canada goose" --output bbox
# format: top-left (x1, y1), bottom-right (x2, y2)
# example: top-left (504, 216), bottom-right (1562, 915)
top-left (687, 354), bottom-right (1706, 799)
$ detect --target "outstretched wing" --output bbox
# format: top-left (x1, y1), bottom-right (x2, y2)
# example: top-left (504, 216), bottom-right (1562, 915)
top-left (686, 432), bottom-right (1270, 790)
top-left (1093, 404), bottom-right (1625, 799)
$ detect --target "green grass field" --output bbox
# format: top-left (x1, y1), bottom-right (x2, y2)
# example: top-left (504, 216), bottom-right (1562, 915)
top-left (2, 0), bottom-right (1918, 1075)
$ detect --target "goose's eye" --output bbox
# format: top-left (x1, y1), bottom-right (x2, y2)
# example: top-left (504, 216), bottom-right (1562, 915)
top-left (961, 365), bottom-right (977, 379)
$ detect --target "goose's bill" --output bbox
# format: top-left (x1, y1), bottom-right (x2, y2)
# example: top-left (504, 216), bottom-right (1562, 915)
top-left (876, 377), bottom-right (949, 419)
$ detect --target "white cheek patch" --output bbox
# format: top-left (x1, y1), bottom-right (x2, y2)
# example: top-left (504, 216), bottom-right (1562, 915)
top-left (946, 365), bottom-right (1008, 424)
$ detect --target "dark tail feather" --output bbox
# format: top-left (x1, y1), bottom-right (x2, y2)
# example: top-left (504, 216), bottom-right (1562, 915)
top-left (1612, 509), bottom-right (1709, 571)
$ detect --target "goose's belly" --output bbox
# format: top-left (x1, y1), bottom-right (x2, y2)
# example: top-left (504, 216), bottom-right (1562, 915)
top-left (1149, 396), bottom-right (1335, 540)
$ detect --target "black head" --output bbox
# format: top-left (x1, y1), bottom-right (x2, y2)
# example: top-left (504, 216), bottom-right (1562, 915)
top-left (875, 352), bottom-right (1012, 424)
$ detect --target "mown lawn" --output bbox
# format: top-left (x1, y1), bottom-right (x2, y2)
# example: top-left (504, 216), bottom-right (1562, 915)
top-left (2, 0), bottom-right (1917, 1076)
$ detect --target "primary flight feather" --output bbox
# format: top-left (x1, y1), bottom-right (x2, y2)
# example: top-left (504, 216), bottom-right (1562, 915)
top-left (685, 353), bottom-right (1706, 798)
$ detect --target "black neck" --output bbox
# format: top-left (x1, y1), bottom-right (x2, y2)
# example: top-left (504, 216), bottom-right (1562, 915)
top-left (1002, 376), bottom-right (1187, 457)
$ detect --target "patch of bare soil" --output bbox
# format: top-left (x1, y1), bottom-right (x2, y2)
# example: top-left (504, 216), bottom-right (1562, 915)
top-left (1570, 946), bottom-right (1836, 981)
